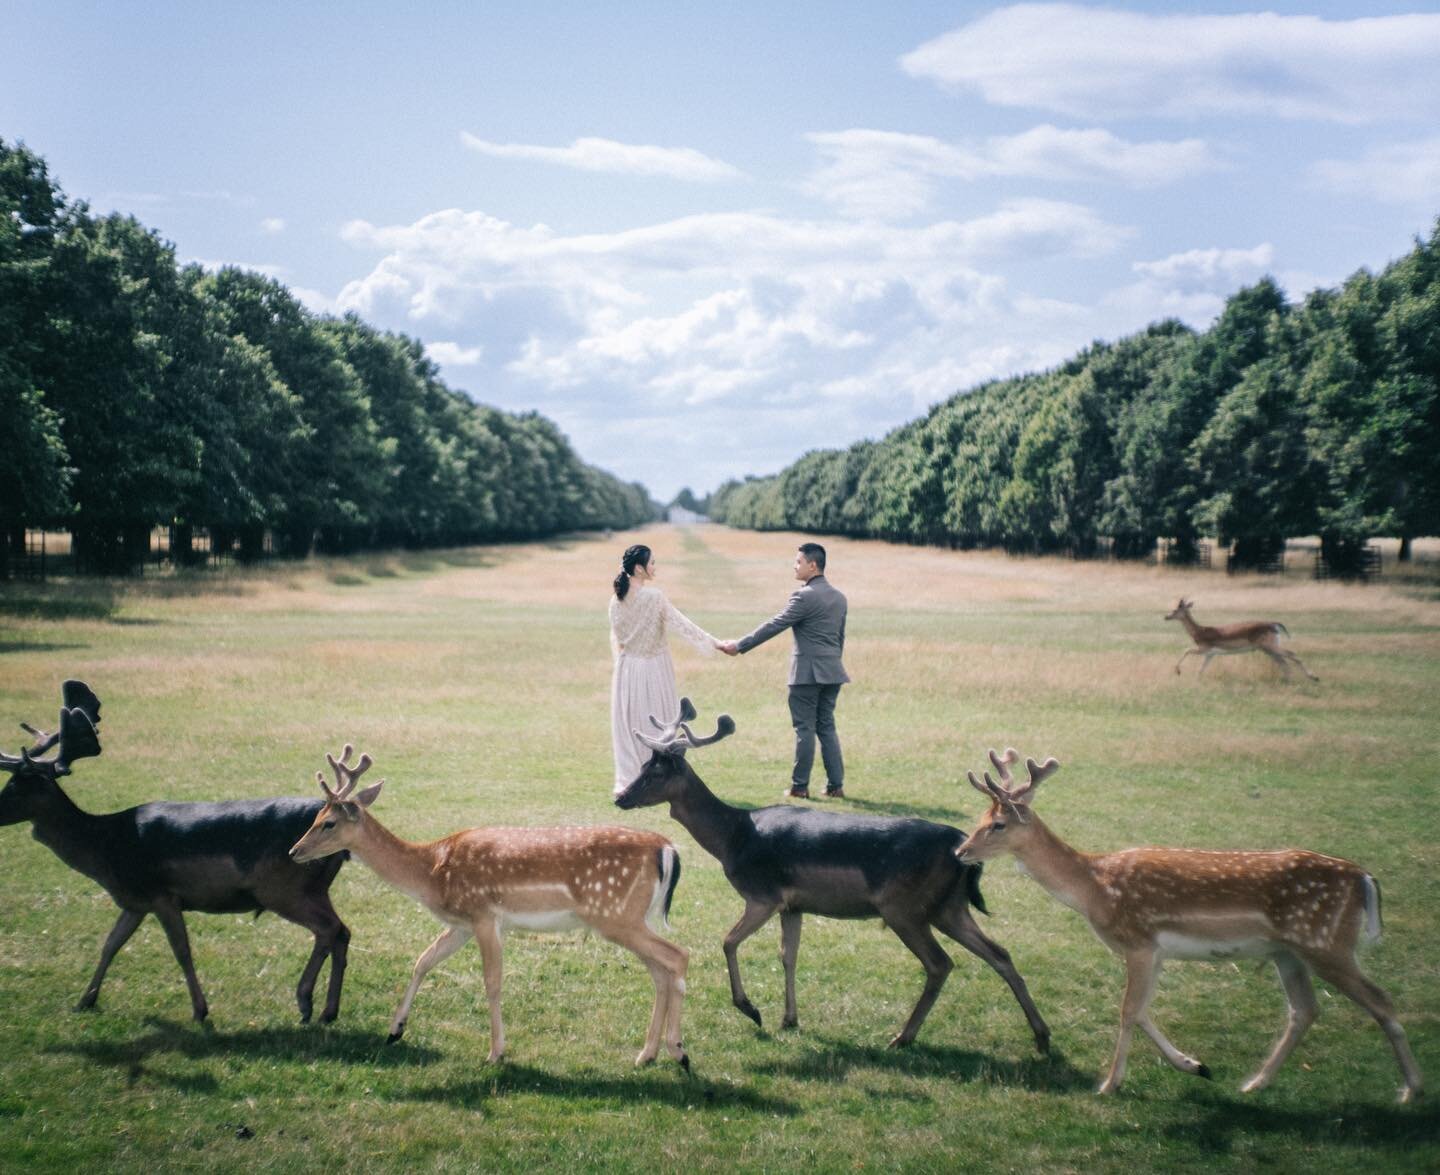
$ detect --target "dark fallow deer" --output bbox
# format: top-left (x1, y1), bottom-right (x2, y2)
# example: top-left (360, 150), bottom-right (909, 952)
top-left (289, 747), bottom-right (690, 1067)
top-left (614, 699), bottom-right (1051, 1054)
top-left (957, 748), bottom-right (1422, 1102)
top-left (1166, 597), bottom-right (1318, 680)
top-left (0, 681), bottom-right (351, 1023)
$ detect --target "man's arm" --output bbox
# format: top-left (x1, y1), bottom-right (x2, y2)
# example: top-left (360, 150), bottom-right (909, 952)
top-left (736, 589), bottom-right (810, 654)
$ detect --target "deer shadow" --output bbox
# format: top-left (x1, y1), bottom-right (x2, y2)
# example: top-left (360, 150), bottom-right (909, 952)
top-left (1159, 1087), bottom-right (1440, 1155)
top-left (841, 795), bottom-right (975, 826)
top-left (744, 1031), bottom-right (1092, 1094)
top-left (47, 1016), bottom-right (440, 1091)
top-left (390, 1059), bottom-right (800, 1118)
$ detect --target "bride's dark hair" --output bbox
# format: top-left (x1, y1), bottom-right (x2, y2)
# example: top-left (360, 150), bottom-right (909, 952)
top-left (613, 544), bottom-right (652, 600)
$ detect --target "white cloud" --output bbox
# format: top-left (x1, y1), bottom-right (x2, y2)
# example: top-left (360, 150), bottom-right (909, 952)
top-left (1310, 136), bottom-right (1440, 206)
top-left (1132, 243), bottom-right (1275, 283)
top-left (426, 340), bottom-right (484, 366)
top-left (333, 199), bottom-right (1133, 493)
top-left (805, 125), bottom-right (1221, 218)
top-left (259, 216), bottom-right (286, 234)
top-left (902, 5), bottom-right (1440, 123)
top-left (460, 133), bottom-right (744, 182)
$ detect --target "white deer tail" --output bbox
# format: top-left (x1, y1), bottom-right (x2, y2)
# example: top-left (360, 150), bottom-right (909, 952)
top-left (646, 844), bottom-right (682, 933)
top-left (1361, 873), bottom-right (1383, 946)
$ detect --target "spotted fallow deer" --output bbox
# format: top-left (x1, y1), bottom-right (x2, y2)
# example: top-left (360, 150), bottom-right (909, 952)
top-left (956, 749), bottom-right (1423, 1102)
top-left (289, 747), bottom-right (690, 1068)
top-left (1166, 597), bottom-right (1318, 680)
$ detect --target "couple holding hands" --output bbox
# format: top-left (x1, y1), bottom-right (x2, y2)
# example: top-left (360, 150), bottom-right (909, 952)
top-left (608, 541), bottom-right (848, 800)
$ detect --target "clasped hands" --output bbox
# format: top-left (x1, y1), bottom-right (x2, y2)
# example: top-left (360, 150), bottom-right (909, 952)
top-left (715, 638), bottom-right (739, 657)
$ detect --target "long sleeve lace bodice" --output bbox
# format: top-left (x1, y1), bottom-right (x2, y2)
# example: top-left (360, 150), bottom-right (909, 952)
top-left (609, 586), bottom-right (716, 659)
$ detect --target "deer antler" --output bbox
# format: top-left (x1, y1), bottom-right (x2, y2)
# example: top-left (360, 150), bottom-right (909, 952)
top-left (677, 714), bottom-right (736, 749)
top-left (967, 748), bottom-right (1059, 811)
top-left (318, 744), bottom-right (373, 801)
top-left (638, 698), bottom-right (701, 753)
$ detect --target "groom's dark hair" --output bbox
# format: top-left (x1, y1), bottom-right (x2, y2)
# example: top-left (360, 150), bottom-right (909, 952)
top-left (798, 542), bottom-right (826, 572)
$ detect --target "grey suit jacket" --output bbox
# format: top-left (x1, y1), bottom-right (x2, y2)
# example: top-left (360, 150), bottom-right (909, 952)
top-left (736, 574), bottom-right (850, 686)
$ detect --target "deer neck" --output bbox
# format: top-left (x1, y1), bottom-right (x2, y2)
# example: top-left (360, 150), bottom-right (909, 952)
top-left (1008, 817), bottom-right (1106, 915)
top-left (27, 786), bottom-right (112, 884)
top-left (668, 773), bottom-right (746, 863)
top-left (347, 815), bottom-right (446, 909)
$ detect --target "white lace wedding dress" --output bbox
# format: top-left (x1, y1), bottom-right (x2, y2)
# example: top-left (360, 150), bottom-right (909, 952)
top-left (609, 585), bottom-right (716, 790)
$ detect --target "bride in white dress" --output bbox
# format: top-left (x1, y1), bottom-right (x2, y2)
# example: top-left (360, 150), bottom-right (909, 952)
top-left (609, 543), bottom-right (719, 791)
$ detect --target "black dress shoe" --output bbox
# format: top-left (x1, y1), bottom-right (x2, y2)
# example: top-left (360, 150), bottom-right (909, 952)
top-left (785, 785), bottom-right (811, 799)
top-left (824, 785), bottom-right (846, 798)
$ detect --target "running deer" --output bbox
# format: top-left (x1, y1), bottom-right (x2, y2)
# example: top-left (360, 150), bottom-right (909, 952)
top-left (288, 747), bottom-right (689, 1068)
top-left (0, 682), bottom-right (351, 1023)
top-left (1166, 597), bottom-right (1318, 680)
top-left (956, 749), bottom-right (1423, 1102)
top-left (614, 700), bottom-right (1051, 1054)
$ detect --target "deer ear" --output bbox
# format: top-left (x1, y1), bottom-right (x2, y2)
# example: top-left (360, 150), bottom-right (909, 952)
top-left (355, 779), bottom-right (384, 808)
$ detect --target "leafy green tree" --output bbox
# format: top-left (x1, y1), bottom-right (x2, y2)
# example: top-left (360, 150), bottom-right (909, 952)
top-left (0, 139), bottom-right (72, 570)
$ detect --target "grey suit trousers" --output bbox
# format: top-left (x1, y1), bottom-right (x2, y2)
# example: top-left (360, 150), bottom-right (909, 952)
top-left (788, 683), bottom-right (843, 789)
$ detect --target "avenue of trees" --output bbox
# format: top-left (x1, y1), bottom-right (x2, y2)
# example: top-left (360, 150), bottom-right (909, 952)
top-left (1, 139), bottom-right (655, 575)
top-left (710, 222), bottom-right (1440, 574)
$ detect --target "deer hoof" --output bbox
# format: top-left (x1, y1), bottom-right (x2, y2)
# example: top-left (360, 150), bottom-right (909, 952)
top-left (679, 1052), bottom-right (691, 1073)
top-left (781, 1014), bottom-right (798, 1030)
top-left (386, 1025), bottom-right (405, 1045)
top-left (319, 1007), bottom-right (339, 1024)
top-left (1195, 1063), bottom-right (1213, 1081)
top-left (736, 999), bottom-right (762, 1027)
top-left (193, 1003), bottom-right (209, 1023)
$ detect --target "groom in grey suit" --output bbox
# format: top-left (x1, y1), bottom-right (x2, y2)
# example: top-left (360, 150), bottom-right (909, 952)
top-left (721, 542), bottom-right (850, 799)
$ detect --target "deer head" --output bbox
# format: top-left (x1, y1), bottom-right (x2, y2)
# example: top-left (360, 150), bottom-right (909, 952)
top-left (955, 748), bottom-right (1061, 864)
top-left (614, 698), bottom-right (735, 810)
top-left (289, 745), bottom-right (384, 862)
top-left (0, 681), bottom-right (103, 826)
top-left (1165, 598), bottom-right (1194, 622)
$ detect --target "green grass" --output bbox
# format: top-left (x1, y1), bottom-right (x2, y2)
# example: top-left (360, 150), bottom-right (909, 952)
top-left (0, 528), bottom-right (1437, 1172)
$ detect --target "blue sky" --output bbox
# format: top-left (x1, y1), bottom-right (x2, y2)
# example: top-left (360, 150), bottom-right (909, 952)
top-left (4, 2), bottom-right (1438, 501)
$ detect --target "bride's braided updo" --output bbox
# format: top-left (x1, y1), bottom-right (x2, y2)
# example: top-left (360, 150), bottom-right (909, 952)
top-left (613, 544), bottom-right (652, 600)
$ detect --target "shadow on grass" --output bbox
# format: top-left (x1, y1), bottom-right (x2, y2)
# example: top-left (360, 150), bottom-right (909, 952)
top-left (1161, 1087), bottom-right (1440, 1154)
top-left (47, 1016), bottom-right (441, 1090)
top-left (392, 1059), bottom-right (800, 1117)
top-left (746, 1032), bottom-right (1092, 1094)
top-left (0, 592), bottom-right (118, 621)
top-left (841, 795), bottom-right (974, 826)
top-left (0, 641), bottom-right (89, 655)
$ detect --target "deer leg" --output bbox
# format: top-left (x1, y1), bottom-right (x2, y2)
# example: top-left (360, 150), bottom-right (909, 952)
top-left (77, 908), bottom-right (145, 1011)
top-left (473, 918), bottom-right (507, 1063)
top-left (1241, 951), bottom-right (1316, 1093)
top-left (723, 899), bottom-right (778, 1027)
top-left (152, 899), bottom-right (209, 1022)
top-left (1100, 950), bottom-right (1158, 1094)
top-left (1261, 646), bottom-right (1294, 679)
top-left (1307, 952), bottom-right (1424, 1104)
top-left (1175, 648), bottom-right (1198, 675)
top-left (1285, 651), bottom-right (1318, 681)
top-left (1129, 959), bottom-right (1207, 1079)
top-left (779, 911), bottom-right (802, 1029)
top-left (1198, 651), bottom-right (1217, 677)
top-left (881, 916), bottom-right (953, 1048)
top-left (268, 893), bottom-right (350, 1023)
top-left (387, 924), bottom-right (471, 1044)
top-left (603, 924), bottom-right (690, 1068)
top-left (933, 904), bottom-right (1050, 1054)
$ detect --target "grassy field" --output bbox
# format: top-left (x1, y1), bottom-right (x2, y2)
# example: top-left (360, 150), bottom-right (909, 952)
top-left (1, 525), bottom-right (1437, 1173)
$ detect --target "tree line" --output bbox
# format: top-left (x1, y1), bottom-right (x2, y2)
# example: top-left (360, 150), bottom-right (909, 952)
top-left (1, 138), bottom-right (656, 575)
top-left (709, 223), bottom-right (1440, 574)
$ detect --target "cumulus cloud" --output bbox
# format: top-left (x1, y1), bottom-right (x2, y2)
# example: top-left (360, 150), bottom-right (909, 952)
top-left (259, 217), bottom-right (286, 234)
top-left (426, 340), bottom-right (484, 366)
top-left (1105, 242), bottom-right (1278, 328)
top-left (460, 133), bottom-right (744, 182)
top-left (1310, 136), bottom-right (1440, 206)
top-left (805, 125), bottom-right (1222, 217)
top-left (334, 199), bottom-right (1132, 491)
top-left (902, 5), bottom-right (1440, 123)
